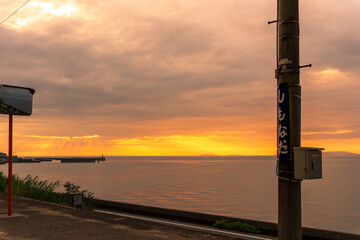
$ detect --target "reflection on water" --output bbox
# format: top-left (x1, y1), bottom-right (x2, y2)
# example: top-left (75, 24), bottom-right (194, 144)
top-left (0, 155), bottom-right (359, 235)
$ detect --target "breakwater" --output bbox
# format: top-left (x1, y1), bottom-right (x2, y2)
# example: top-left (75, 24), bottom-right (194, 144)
top-left (34, 157), bottom-right (105, 163)
top-left (0, 156), bottom-right (105, 164)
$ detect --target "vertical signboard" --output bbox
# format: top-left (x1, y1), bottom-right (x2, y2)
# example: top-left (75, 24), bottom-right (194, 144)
top-left (277, 83), bottom-right (290, 163)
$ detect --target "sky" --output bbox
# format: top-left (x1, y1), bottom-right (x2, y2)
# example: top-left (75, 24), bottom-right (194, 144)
top-left (0, 0), bottom-right (359, 156)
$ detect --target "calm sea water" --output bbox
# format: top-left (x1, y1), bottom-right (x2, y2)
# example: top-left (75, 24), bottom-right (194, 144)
top-left (0, 153), bottom-right (359, 235)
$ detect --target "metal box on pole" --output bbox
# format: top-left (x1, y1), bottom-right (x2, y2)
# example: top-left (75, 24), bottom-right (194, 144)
top-left (294, 147), bottom-right (324, 180)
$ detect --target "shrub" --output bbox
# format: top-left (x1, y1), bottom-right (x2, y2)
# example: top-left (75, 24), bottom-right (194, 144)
top-left (12, 174), bottom-right (64, 204)
top-left (0, 172), bottom-right (8, 192)
top-left (0, 171), bottom-right (95, 210)
top-left (213, 219), bottom-right (260, 234)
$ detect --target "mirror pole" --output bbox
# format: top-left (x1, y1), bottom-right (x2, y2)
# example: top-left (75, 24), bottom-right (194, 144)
top-left (8, 114), bottom-right (13, 216)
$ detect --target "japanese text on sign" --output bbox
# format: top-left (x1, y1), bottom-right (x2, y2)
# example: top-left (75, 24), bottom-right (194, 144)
top-left (277, 83), bottom-right (290, 162)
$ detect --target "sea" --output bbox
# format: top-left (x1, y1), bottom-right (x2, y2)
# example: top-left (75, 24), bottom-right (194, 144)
top-left (0, 152), bottom-right (359, 235)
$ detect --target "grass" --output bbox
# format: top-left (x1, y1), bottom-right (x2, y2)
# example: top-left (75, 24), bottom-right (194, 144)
top-left (0, 171), bottom-right (94, 210)
top-left (0, 172), bottom-right (8, 192)
top-left (213, 219), bottom-right (261, 234)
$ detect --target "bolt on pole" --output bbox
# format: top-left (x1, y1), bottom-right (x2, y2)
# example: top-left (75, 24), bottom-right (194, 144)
top-left (276, 0), bottom-right (302, 239)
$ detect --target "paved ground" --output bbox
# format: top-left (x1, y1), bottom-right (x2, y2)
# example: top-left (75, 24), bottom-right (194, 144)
top-left (0, 193), bottom-right (237, 240)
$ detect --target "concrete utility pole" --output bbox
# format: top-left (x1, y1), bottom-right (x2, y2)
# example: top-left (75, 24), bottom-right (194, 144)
top-left (277, 0), bottom-right (302, 239)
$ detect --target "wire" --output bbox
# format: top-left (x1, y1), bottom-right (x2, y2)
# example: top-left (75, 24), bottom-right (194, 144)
top-left (0, 0), bottom-right (31, 26)
top-left (276, 160), bottom-right (302, 183)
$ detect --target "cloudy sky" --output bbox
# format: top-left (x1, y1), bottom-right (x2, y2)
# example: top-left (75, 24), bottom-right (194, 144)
top-left (0, 0), bottom-right (359, 156)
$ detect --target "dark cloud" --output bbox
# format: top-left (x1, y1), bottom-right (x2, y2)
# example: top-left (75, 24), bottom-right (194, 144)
top-left (0, 7), bottom-right (275, 122)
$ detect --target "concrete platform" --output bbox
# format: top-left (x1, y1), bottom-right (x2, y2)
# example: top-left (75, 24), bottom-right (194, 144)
top-left (0, 193), bottom-right (239, 240)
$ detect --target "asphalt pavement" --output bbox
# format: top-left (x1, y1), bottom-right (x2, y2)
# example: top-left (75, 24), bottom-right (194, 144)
top-left (0, 193), bottom-right (239, 240)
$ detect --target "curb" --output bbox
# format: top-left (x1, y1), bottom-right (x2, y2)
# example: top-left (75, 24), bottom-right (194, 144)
top-left (92, 198), bottom-right (360, 240)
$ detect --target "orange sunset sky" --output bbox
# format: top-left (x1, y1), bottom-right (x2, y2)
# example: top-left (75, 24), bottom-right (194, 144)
top-left (0, 0), bottom-right (359, 156)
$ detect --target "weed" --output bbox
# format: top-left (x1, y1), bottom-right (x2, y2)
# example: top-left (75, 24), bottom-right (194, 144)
top-left (0, 171), bottom-right (95, 210)
top-left (213, 219), bottom-right (260, 234)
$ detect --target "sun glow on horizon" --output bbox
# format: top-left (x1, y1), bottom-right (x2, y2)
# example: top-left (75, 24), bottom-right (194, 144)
top-left (26, 134), bottom-right (100, 140)
top-left (112, 134), bottom-right (274, 156)
top-left (303, 130), bottom-right (354, 135)
top-left (1, 129), bottom-right (360, 156)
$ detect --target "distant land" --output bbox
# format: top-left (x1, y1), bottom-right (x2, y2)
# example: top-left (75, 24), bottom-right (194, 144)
top-left (108, 155), bottom-right (275, 160)
top-left (104, 152), bottom-right (360, 161)
top-left (7, 151), bottom-right (360, 160)
top-left (322, 151), bottom-right (360, 159)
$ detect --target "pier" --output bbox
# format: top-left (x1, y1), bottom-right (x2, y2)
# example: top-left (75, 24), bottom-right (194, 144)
top-left (0, 156), bottom-right (105, 164)
top-left (34, 157), bottom-right (106, 163)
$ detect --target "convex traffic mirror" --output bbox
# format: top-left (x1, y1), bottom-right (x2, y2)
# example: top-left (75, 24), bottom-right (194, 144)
top-left (0, 85), bottom-right (35, 116)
